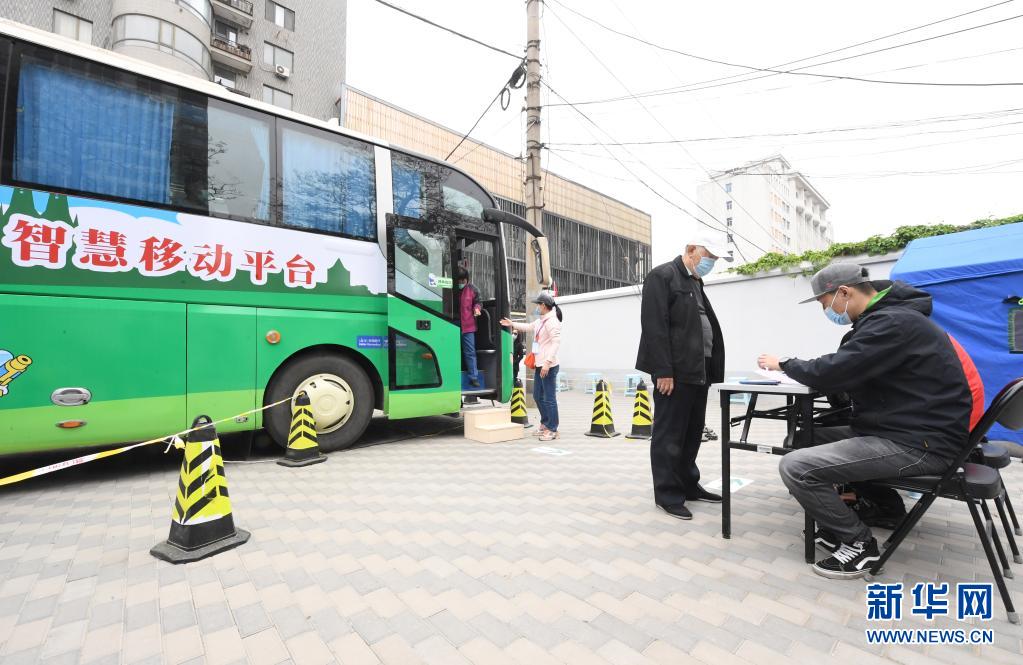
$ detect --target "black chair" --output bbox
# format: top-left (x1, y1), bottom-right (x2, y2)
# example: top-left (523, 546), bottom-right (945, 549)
top-left (971, 443), bottom-right (1022, 565)
top-left (984, 439), bottom-right (1023, 537)
top-left (865, 377), bottom-right (1023, 625)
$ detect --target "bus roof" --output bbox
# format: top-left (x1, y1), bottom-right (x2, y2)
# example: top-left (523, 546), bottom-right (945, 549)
top-left (0, 18), bottom-right (496, 207)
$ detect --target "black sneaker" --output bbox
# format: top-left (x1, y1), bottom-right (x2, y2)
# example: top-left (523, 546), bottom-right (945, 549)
top-left (657, 503), bottom-right (693, 520)
top-left (703, 427), bottom-right (719, 441)
top-left (812, 538), bottom-right (881, 579)
top-left (469, 379), bottom-right (481, 387)
top-left (687, 485), bottom-right (723, 503)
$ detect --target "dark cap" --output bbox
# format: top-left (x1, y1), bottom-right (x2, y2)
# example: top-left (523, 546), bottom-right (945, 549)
top-left (532, 292), bottom-right (556, 308)
top-left (799, 263), bottom-right (870, 304)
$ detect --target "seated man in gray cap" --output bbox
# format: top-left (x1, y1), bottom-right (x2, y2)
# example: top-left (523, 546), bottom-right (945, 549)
top-left (758, 263), bottom-right (972, 579)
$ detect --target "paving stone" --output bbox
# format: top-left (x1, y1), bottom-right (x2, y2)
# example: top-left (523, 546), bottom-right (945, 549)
top-left (160, 600), bottom-right (198, 634)
top-left (235, 602), bottom-right (274, 638)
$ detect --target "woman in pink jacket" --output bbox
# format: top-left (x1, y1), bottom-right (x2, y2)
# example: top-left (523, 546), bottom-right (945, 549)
top-left (501, 293), bottom-right (563, 441)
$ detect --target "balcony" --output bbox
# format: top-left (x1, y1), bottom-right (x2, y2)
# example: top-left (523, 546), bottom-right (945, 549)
top-left (211, 36), bottom-right (253, 72)
top-left (212, 0), bottom-right (254, 28)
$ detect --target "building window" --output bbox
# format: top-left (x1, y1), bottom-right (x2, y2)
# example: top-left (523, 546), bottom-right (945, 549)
top-left (263, 42), bottom-right (294, 71)
top-left (53, 10), bottom-right (93, 44)
top-left (213, 65), bottom-right (237, 89)
top-left (214, 20), bottom-right (239, 44)
top-left (726, 217), bottom-right (733, 227)
top-left (112, 15), bottom-right (211, 76)
top-left (266, 1), bottom-right (296, 30)
top-left (725, 200), bottom-right (732, 210)
top-left (262, 85), bottom-right (292, 109)
top-left (724, 182), bottom-right (732, 193)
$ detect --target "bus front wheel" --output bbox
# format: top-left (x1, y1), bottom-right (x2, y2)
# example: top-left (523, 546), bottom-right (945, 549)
top-left (264, 353), bottom-right (374, 452)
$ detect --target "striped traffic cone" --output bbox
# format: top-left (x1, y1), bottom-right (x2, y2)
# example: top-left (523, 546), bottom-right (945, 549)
top-left (585, 379), bottom-right (620, 438)
top-left (626, 380), bottom-right (653, 439)
top-left (510, 378), bottom-right (532, 428)
top-left (151, 416), bottom-right (250, 563)
top-left (278, 392), bottom-right (327, 467)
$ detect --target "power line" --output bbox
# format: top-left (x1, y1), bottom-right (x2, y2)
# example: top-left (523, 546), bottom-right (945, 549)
top-left (547, 107), bottom-right (1023, 146)
top-left (546, 3), bottom-right (778, 255)
top-left (545, 0), bottom-right (1023, 105)
top-left (541, 79), bottom-right (769, 256)
top-left (369, 0), bottom-right (522, 60)
top-left (444, 62), bottom-right (525, 161)
top-left (636, 0), bottom-right (1022, 98)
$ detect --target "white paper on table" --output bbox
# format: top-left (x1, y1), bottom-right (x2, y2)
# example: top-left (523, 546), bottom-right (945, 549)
top-left (754, 369), bottom-right (804, 386)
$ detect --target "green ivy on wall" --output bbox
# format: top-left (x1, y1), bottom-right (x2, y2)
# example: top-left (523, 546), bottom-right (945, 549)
top-left (730, 213), bottom-right (1023, 276)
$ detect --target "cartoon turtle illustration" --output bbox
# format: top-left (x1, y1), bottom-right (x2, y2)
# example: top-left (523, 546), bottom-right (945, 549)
top-left (0, 349), bottom-right (31, 397)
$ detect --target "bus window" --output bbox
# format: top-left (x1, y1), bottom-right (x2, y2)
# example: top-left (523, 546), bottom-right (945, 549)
top-left (207, 101), bottom-right (272, 222)
top-left (393, 227), bottom-right (452, 318)
top-left (12, 50), bottom-right (207, 212)
top-left (441, 171), bottom-right (488, 220)
top-left (391, 152), bottom-right (491, 223)
top-left (391, 153), bottom-right (424, 219)
top-left (279, 121), bottom-right (376, 239)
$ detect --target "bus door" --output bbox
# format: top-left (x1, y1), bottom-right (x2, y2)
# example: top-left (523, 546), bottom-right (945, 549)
top-left (385, 214), bottom-right (461, 418)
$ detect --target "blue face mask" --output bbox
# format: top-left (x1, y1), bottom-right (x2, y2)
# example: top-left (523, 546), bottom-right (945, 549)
top-left (695, 256), bottom-right (716, 278)
top-left (534, 307), bottom-right (542, 316)
top-left (825, 291), bottom-right (852, 326)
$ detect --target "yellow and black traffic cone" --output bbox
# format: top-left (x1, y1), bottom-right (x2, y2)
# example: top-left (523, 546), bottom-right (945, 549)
top-left (151, 415), bottom-right (250, 563)
top-left (626, 380), bottom-right (653, 439)
top-left (585, 379), bottom-right (620, 438)
top-left (278, 392), bottom-right (327, 467)
top-left (510, 378), bottom-right (532, 428)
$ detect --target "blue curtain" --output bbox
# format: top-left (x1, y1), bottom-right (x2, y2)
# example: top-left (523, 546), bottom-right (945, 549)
top-left (282, 127), bottom-right (375, 239)
top-left (15, 60), bottom-right (175, 204)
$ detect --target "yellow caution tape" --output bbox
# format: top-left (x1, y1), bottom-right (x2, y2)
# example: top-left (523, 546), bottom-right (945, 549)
top-left (0, 397), bottom-right (293, 488)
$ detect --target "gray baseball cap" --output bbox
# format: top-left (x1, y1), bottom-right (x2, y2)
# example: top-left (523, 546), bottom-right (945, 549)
top-left (799, 263), bottom-right (870, 304)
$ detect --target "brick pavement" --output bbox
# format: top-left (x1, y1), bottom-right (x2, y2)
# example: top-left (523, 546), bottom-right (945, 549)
top-left (1, 389), bottom-right (1021, 664)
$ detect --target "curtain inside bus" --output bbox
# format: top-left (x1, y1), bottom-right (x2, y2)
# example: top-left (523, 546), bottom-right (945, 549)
top-left (15, 60), bottom-right (175, 204)
top-left (280, 125), bottom-right (375, 239)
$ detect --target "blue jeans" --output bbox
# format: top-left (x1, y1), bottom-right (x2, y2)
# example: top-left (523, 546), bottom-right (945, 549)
top-left (461, 332), bottom-right (479, 383)
top-left (533, 365), bottom-right (560, 432)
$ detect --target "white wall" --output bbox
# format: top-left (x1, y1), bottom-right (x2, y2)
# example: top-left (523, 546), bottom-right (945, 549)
top-left (555, 253), bottom-right (900, 385)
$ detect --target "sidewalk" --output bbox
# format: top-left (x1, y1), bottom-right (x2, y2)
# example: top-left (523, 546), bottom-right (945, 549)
top-left (0, 389), bottom-right (1020, 664)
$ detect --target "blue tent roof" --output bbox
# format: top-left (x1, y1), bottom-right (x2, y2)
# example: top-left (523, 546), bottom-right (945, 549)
top-left (891, 222), bottom-right (1023, 286)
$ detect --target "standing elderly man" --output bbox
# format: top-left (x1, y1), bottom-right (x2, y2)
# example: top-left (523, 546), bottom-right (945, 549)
top-left (636, 232), bottom-right (732, 520)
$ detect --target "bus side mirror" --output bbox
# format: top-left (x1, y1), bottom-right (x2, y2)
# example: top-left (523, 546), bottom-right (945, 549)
top-left (531, 236), bottom-right (552, 289)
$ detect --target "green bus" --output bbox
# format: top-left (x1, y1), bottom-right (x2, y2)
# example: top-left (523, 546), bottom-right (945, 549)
top-left (0, 21), bottom-right (551, 455)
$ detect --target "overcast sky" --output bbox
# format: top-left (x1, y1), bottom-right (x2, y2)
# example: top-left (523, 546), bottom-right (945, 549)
top-left (347, 0), bottom-right (1023, 263)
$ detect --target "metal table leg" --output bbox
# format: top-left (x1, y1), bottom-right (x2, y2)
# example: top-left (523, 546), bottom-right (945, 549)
top-left (721, 390), bottom-right (731, 539)
top-left (800, 395), bottom-right (816, 563)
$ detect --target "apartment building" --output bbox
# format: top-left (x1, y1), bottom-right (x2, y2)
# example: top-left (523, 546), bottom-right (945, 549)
top-left (0, 0), bottom-right (346, 119)
top-left (698, 155), bottom-right (833, 264)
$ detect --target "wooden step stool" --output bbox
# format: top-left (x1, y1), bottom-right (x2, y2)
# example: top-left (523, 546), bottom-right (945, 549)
top-left (463, 407), bottom-right (524, 444)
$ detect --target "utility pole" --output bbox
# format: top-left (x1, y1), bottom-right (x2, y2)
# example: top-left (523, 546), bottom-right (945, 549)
top-left (523, 0), bottom-right (543, 406)
top-left (524, 0), bottom-right (543, 310)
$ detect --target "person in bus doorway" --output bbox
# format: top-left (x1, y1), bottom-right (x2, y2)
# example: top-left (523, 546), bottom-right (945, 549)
top-left (457, 267), bottom-right (483, 387)
top-left (636, 232), bottom-right (732, 521)
top-left (501, 293), bottom-right (563, 441)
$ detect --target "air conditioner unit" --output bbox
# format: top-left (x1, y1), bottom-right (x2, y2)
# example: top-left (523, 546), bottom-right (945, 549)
top-left (275, 65), bottom-right (290, 79)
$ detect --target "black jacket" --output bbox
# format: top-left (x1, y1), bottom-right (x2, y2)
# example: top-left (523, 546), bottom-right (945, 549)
top-left (636, 257), bottom-right (725, 385)
top-left (782, 280), bottom-right (972, 461)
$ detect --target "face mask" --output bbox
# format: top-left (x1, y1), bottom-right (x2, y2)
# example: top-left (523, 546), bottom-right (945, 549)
top-left (534, 307), bottom-right (542, 316)
top-left (825, 291), bottom-right (852, 326)
top-left (695, 256), bottom-right (716, 278)
top-left (457, 281), bottom-right (466, 290)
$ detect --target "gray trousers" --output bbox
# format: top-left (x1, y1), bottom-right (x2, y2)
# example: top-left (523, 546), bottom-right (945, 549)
top-left (779, 431), bottom-right (950, 544)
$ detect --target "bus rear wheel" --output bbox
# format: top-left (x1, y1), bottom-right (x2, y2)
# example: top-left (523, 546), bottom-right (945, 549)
top-left (265, 353), bottom-right (374, 452)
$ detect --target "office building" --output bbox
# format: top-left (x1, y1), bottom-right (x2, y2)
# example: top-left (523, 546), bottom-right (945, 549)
top-left (698, 155), bottom-right (832, 263)
top-left (0, 0), bottom-right (346, 119)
